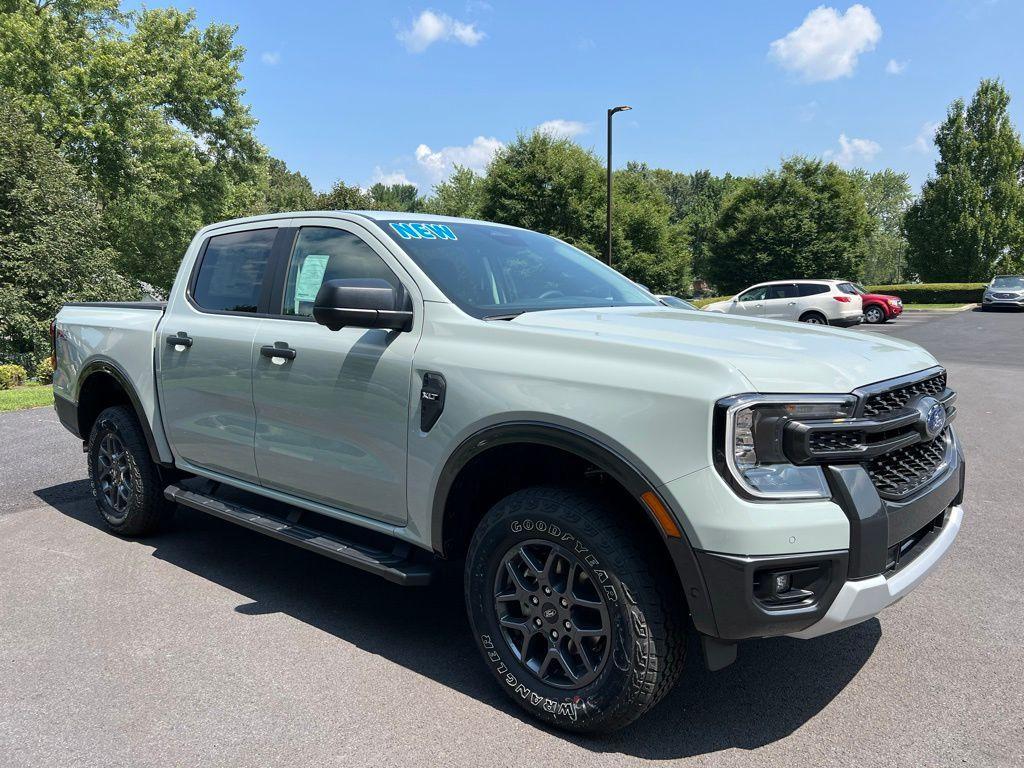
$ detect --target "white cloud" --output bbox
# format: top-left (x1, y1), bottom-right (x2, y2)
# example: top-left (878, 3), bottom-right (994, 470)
top-left (909, 121), bottom-right (940, 153)
top-left (536, 119), bottom-right (588, 139)
top-left (415, 135), bottom-right (503, 181)
top-left (371, 167), bottom-right (417, 187)
top-left (260, 51), bottom-right (280, 66)
top-left (824, 133), bottom-right (882, 166)
top-left (769, 4), bottom-right (881, 82)
top-left (886, 58), bottom-right (907, 75)
top-left (397, 10), bottom-right (485, 53)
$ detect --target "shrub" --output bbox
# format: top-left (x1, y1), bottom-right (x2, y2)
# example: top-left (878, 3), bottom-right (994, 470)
top-left (34, 358), bottom-right (54, 384)
top-left (0, 364), bottom-right (28, 390)
top-left (692, 296), bottom-right (731, 308)
top-left (866, 283), bottom-right (987, 304)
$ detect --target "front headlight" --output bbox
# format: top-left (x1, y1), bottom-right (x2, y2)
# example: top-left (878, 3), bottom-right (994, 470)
top-left (716, 395), bottom-right (855, 500)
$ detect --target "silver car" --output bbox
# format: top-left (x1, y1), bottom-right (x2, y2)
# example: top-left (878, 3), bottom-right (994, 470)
top-left (982, 275), bottom-right (1024, 310)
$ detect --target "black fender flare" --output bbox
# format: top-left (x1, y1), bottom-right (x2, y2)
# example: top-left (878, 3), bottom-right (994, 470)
top-left (430, 421), bottom-right (719, 636)
top-left (73, 357), bottom-right (168, 466)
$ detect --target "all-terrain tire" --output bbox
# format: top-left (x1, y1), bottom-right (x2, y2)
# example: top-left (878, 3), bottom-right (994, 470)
top-left (465, 486), bottom-right (686, 733)
top-left (87, 405), bottom-right (173, 537)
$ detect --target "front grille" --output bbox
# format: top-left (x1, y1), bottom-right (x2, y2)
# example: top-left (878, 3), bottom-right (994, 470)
top-left (862, 371), bottom-right (947, 418)
top-left (865, 429), bottom-right (950, 499)
top-left (809, 430), bottom-right (864, 453)
top-left (993, 292), bottom-right (1019, 299)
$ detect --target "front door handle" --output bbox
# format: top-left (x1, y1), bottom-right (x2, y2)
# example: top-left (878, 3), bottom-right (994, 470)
top-left (788, 301), bottom-right (797, 306)
top-left (166, 333), bottom-right (193, 349)
top-left (260, 344), bottom-right (297, 362)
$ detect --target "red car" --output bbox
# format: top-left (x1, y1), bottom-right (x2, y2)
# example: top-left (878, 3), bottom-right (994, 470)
top-left (849, 283), bottom-right (903, 324)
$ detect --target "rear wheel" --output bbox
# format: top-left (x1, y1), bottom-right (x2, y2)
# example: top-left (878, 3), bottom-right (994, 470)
top-left (864, 305), bottom-right (886, 324)
top-left (465, 486), bottom-right (686, 733)
top-left (87, 406), bottom-right (173, 536)
top-left (799, 311), bottom-right (828, 325)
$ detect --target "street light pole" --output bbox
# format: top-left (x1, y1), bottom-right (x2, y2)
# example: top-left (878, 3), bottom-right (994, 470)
top-left (606, 105), bottom-right (632, 267)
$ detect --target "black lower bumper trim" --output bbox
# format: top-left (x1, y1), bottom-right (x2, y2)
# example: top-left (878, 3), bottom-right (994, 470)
top-left (694, 549), bottom-right (848, 640)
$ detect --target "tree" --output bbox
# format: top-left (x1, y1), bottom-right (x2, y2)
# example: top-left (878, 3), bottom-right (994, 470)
top-left (316, 179), bottom-right (371, 210)
top-left (850, 169), bottom-right (912, 284)
top-left (708, 157), bottom-right (869, 294)
top-left (424, 166), bottom-right (485, 219)
top-left (481, 131), bottom-right (605, 255)
top-left (368, 183), bottom-right (422, 212)
top-left (905, 79), bottom-right (1024, 280)
top-left (652, 169), bottom-right (743, 280)
top-left (611, 163), bottom-right (691, 295)
top-left (0, 98), bottom-right (135, 366)
top-left (0, 0), bottom-right (265, 290)
top-left (259, 157), bottom-right (317, 213)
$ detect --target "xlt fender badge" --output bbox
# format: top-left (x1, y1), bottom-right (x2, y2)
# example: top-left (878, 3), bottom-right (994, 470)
top-left (420, 372), bottom-right (446, 432)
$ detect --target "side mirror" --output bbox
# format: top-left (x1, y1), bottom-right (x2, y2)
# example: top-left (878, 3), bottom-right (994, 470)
top-left (313, 278), bottom-right (413, 332)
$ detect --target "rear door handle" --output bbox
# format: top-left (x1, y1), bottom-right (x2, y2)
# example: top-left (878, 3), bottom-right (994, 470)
top-left (166, 333), bottom-right (193, 349)
top-left (260, 344), bottom-right (297, 362)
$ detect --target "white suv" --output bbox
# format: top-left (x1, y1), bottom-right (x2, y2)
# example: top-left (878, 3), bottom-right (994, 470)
top-left (704, 279), bottom-right (864, 326)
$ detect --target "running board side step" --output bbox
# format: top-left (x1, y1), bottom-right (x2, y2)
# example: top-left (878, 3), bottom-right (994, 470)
top-left (164, 485), bottom-right (433, 586)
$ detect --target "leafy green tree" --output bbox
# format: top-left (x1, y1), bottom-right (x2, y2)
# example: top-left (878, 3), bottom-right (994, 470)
top-left (905, 79), bottom-right (1024, 280)
top-left (481, 131), bottom-right (605, 255)
top-left (708, 157), bottom-right (869, 294)
top-left (652, 169), bottom-right (743, 281)
top-left (368, 183), bottom-right (422, 212)
top-left (260, 157), bottom-right (318, 213)
top-left (0, 0), bottom-right (264, 289)
top-left (611, 163), bottom-right (691, 295)
top-left (316, 179), bottom-right (372, 210)
top-left (850, 169), bottom-right (912, 284)
top-left (0, 98), bottom-right (135, 366)
top-left (424, 165), bottom-right (485, 218)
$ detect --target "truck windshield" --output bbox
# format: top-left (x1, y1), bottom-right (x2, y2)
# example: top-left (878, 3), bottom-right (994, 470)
top-left (378, 220), bottom-right (658, 319)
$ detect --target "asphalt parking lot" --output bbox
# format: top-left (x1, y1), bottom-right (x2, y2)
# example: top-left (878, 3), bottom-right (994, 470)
top-left (1, 308), bottom-right (1022, 768)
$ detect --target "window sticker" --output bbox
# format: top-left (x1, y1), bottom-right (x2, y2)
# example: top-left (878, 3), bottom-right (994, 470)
top-left (294, 254), bottom-right (329, 306)
top-left (389, 222), bottom-right (458, 241)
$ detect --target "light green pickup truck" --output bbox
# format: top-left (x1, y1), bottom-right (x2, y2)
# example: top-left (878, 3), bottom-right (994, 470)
top-left (53, 212), bottom-right (965, 732)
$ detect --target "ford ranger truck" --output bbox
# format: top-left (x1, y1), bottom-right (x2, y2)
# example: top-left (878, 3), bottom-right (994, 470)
top-left (53, 212), bottom-right (965, 733)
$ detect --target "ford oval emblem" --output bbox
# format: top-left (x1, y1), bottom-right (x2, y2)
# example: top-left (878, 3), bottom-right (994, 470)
top-left (918, 396), bottom-right (946, 439)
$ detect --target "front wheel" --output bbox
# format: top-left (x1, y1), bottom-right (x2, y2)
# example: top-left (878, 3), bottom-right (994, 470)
top-left (87, 406), bottom-right (173, 536)
top-left (465, 486), bottom-right (686, 733)
top-left (864, 305), bottom-right (886, 324)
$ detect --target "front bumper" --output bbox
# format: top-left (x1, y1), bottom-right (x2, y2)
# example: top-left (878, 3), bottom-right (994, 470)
top-left (983, 294), bottom-right (1024, 307)
top-left (789, 504), bottom-right (962, 638)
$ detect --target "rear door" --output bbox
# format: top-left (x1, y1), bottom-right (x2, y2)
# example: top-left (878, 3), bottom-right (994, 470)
top-left (251, 219), bottom-right (420, 524)
top-left (763, 283), bottom-right (801, 321)
top-left (158, 223), bottom-right (286, 483)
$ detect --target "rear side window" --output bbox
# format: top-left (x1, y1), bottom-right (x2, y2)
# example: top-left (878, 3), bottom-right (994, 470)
top-left (766, 284), bottom-right (799, 299)
top-left (837, 282), bottom-right (859, 295)
top-left (797, 283), bottom-right (830, 297)
top-left (192, 229), bottom-right (276, 313)
top-left (282, 227), bottom-right (402, 317)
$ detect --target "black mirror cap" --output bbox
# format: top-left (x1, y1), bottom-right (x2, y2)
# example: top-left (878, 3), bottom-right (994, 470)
top-left (313, 278), bottom-right (413, 332)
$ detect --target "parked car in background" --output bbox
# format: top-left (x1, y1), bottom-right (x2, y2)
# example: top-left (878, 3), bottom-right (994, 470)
top-left (982, 275), bottom-right (1024, 310)
top-left (702, 280), bottom-right (863, 326)
top-left (656, 295), bottom-right (697, 310)
top-left (845, 283), bottom-right (903, 324)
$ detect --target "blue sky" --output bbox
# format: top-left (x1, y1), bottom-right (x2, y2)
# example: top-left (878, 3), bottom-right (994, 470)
top-left (137, 1), bottom-right (1024, 193)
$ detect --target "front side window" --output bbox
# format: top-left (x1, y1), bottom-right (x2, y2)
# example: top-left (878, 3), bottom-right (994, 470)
top-left (738, 286), bottom-right (768, 302)
top-left (378, 221), bottom-right (656, 319)
top-left (192, 229), bottom-right (276, 313)
top-left (282, 227), bottom-right (402, 317)
top-left (837, 282), bottom-right (859, 295)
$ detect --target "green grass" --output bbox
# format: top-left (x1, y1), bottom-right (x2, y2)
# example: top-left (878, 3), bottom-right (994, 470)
top-left (0, 384), bottom-right (54, 413)
top-left (902, 303), bottom-right (975, 310)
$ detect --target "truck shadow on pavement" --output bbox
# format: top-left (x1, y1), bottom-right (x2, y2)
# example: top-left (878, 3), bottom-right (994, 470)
top-left (36, 480), bottom-right (880, 760)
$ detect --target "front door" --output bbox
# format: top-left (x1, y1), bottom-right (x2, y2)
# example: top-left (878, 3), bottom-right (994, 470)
top-left (158, 224), bottom-right (280, 483)
top-left (732, 286), bottom-right (767, 318)
top-left (252, 221), bottom-right (419, 524)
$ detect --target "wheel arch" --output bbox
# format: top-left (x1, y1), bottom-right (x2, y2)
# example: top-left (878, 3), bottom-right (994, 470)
top-left (430, 421), bottom-right (719, 636)
top-left (74, 359), bottom-right (167, 466)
